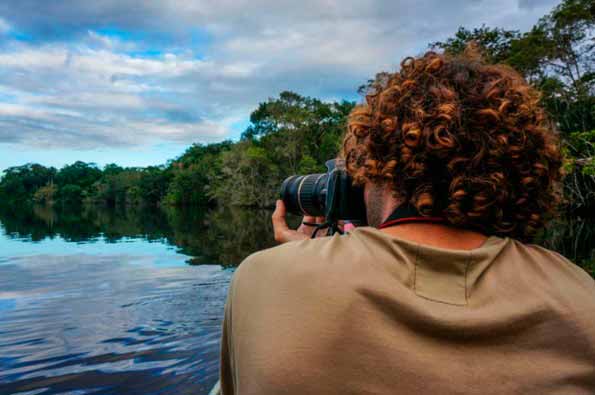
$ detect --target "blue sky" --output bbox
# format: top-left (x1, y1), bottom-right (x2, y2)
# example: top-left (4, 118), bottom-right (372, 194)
top-left (0, 0), bottom-right (559, 172)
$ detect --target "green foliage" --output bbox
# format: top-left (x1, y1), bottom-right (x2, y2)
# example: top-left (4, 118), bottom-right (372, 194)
top-left (562, 130), bottom-right (595, 215)
top-left (583, 259), bottom-right (595, 277)
top-left (210, 141), bottom-right (280, 206)
top-left (57, 184), bottom-right (83, 205)
top-left (164, 142), bottom-right (232, 206)
top-left (164, 167), bottom-right (210, 206)
top-left (55, 161), bottom-right (102, 191)
top-left (542, 92), bottom-right (595, 135)
top-left (0, 204), bottom-right (287, 268)
top-left (567, 129), bottom-right (595, 158)
top-left (298, 155), bottom-right (320, 174)
top-left (0, 0), bottom-right (592, 234)
top-left (209, 92), bottom-right (351, 206)
top-left (0, 91), bottom-right (352, 210)
top-left (139, 166), bottom-right (172, 206)
top-left (46, 162), bottom-right (102, 205)
top-left (87, 169), bottom-right (144, 207)
top-left (431, 25), bottom-right (522, 64)
top-left (537, 216), bottom-right (595, 275)
top-left (244, 91), bottom-right (354, 173)
top-left (0, 0), bottom-right (593, 275)
top-left (432, 0), bottom-right (594, 102)
top-left (33, 182), bottom-right (57, 205)
top-left (0, 164), bottom-right (56, 206)
top-left (582, 160), bottom-right (595, 177)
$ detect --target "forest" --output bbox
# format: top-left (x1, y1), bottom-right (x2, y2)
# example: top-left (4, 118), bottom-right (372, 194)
top-left (0, 0), bottom-right (593, 230)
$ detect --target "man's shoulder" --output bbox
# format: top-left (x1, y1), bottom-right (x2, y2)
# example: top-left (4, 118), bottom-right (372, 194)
top-left (509, 239), bottom-right (595, 301)
top-left (228, 233), bottom-right (367, 306)
top-left (237, 233), bottom-right (351, 275)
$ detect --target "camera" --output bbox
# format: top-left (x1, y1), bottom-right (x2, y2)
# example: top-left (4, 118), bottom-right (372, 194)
top-left (280, 159), bottom-right (367, 233)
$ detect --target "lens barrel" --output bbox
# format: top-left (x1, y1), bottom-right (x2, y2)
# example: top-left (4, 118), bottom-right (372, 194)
top-left (280, 173), bottom-right (328, 217)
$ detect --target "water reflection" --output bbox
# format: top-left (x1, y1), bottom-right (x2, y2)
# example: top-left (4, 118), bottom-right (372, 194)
top-left (0, 254), bottom-right (231, 394)
top-left (0, 204), bottom-right (590, 269)
top-left (0, 204), bottom-right (291, 395)
top-left (0, 204), bottom-right (592, 395)
top-left (0, 205), bottom-right (291, 267)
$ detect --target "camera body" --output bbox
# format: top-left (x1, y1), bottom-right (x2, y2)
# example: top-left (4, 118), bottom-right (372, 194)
top-left (280, 159), bottom-right (367, 228)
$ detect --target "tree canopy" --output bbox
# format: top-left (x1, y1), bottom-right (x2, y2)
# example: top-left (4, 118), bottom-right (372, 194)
top-left (0, 0), bottom-right (592, 221)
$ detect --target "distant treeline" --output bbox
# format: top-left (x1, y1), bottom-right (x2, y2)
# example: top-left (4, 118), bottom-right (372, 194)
top-left (0, 0), bottom-right (593, 216)
top-left (0, 204), bottom-right (286, 267)
top-left (1, 203), bottom-right (591, 274)
top-left (0, 92), bottom-right (353, 209)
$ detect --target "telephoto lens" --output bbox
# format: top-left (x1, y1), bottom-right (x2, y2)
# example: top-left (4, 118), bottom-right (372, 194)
top-left (280, 173), bottom-right (328, 217)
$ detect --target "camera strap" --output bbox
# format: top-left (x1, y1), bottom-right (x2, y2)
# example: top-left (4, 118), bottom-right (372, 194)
top-left (378, 204), bottom-right (445, 230)
top-left (302, 220), bottom-right (341, 237)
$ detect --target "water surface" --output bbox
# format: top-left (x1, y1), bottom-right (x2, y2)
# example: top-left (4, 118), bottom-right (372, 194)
top-left (0, 204), bottom-right (591, 395)
top-left (0, 205), bottom-right (279, 395)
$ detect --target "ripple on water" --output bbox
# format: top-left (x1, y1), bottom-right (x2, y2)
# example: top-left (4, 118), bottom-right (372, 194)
top-left (0, 254), bottom-right (233, 395)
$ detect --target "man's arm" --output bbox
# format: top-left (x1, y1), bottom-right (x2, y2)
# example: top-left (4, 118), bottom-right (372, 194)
top-left (217, 201), bottom-right (326, 394)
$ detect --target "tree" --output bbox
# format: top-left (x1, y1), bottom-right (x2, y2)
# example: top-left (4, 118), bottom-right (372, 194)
top-left (211, 141), bottom-right (280, 207)
top-left (164, 142), bottom-right (232, 206)
top-left (58, 184), bottom-right (83, 206)
top-left (55, 161), bottom-right (102, 190)
top-left (139, 166), bottom-right (171, 206)
top-left (243, 91), bottom-right (354, 176)
top-left (0, 164), bottom-right (56, 205)
top-left (431, 26), bottom-right (521, 64)
top-left (33, 182), bottom-right (58, 205)
top-left (431, 0), bottom-right (594, 120)
top-left (532, 0), bottom-right (594, 98)
top-left (86, 170), bottom-right (143, 207)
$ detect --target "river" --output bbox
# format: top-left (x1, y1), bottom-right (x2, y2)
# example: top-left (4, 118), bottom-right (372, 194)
top-left (0, 204), bottom-right (592, 394)
top-left (0, 205), bottom-right (285, 395)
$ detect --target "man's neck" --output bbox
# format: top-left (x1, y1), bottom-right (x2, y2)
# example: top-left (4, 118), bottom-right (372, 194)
top-left (379, 222), bottom-right (488, 251)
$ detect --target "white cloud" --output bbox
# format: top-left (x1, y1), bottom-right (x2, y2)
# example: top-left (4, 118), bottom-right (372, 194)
top-left (0, 17), bottom-right (9, 34)
top-left (0, 40), bottom-right (262, 147)
top-left (0, 0), bottom-right (560, 149)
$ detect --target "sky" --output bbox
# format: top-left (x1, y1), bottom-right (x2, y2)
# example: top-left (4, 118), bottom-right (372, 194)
top-left (0, 0), bottom-right (560, 172)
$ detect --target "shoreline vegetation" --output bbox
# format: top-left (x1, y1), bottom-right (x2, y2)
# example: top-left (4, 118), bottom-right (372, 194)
top-left (0, 0), bottom-right (593, 274)
top-left (0, 204), bottom-right (285, 267)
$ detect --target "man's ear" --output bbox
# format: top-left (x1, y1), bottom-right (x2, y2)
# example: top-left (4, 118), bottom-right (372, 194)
top-left (362, 180), bottom-right (380, 206)
top-left (381, 183), bottom-right (400, 215)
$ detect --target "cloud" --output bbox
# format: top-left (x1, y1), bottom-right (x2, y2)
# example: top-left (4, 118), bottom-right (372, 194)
top-left (0, 41), bottom-right (251, 147)
top-left (0, 0), bottom-right (560, 150)
top-left (0, 17), bottom-right (9, 34)
top-left (518, 0), bottom-right (556, 10)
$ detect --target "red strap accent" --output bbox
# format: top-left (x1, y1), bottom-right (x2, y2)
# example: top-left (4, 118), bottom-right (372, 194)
top-left (378, 216), bottom-right (445, 229)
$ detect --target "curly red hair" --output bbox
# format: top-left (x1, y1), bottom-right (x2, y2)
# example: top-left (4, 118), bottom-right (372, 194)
top-left (342, 49), bottom-right (563, 240)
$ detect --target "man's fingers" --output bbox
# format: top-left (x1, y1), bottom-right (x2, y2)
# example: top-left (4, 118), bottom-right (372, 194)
top-left (303, 215), bottom-right (315, 224)
top-left (272, 200), bottom-right (290, 241)
top-left (272, 200), bottom-right (325, 243)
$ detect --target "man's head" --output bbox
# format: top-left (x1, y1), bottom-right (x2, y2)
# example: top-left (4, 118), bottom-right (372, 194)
top-left (342, 48), bottom-right (563, 240)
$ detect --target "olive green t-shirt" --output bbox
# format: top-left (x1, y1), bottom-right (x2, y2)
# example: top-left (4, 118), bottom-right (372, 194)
top-left (219, 227), bottom-right (595, 394)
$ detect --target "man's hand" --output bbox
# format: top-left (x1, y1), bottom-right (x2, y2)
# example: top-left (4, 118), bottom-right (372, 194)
top-left (271, 200), bottom-right (326, 243)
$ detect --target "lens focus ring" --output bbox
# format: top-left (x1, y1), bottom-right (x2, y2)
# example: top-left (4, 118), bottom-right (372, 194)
top-left (298, 175), bottom-right (323, 216)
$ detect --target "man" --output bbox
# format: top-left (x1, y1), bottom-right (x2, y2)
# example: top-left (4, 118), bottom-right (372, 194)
top-left (219, 49), bottom-right (595, 394)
